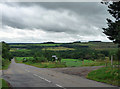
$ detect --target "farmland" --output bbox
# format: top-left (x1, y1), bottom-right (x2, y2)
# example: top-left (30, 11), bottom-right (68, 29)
top-left (10, 42), bottom-right (119, 63)
top-left (42, 47), bottom-right (75, 51)
top-left (8, 42), bottom-right (119, 86)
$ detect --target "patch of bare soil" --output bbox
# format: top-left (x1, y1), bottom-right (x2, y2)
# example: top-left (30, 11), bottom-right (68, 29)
top-left (49, 66), bottom-right (103, 78)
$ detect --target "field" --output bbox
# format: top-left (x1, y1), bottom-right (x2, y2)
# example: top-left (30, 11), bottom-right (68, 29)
top-left (10, 48), bottom-right (30, 52)
top-left (87, 67), bottom-right (120, 86)
top-left (61, 59), bottom-right (94, 67)
top-left (42, 47), bottom-right (75, 51)
top-left (10, 43), bottom-right (61, 47)
top-left (62, 59), bottom-right (119, 67)
top-left (9, 42), bottom-right (119, 86)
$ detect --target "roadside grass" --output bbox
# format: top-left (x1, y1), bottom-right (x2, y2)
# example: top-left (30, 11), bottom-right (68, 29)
top-left (0, 79), bottom-right (9, 88)
top-left (15, 57), bottom-right (66, 68)
top-left (15, 57), bottom-right (33, 63)
top-left (2, 60), bottom-right (11, 70)
top-left (42, 47), bottom-right (75, 51)
top-left (87, 66), bottom-right (120, 86)
top-left (15, 57), bottom-right (118, 68)
top-left (25, 62), bottom-right (66, 68)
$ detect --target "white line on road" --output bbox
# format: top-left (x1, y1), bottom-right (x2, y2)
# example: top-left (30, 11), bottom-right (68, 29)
top-left (33, 74), bottom-right (66, 88)
top-left (25, 69), bottom-right (30, 72)
top-left (55, 84), bottom-right (63, 88)
top-left (33, 74), bottom-right (51, 83)
top-left (55, 84), bottom-right (66, 89)
top-left (33, 74), bottom-right (38, 76)
top-left (44, 79), bottom-right (52, 83)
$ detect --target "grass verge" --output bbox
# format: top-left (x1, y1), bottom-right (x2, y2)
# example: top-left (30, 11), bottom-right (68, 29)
top-left (25, 62), bottom-right (66, 68)
top-left (15, 57), bottom-right (66, 68)
top-left (15, 57), bottom-right (118, 67)
top-left (87, 66), bottom-right (120, 86)
top-left (0, 79), bottom-right (10, 89)
top-left (2, 60), bottom-right (11, 70)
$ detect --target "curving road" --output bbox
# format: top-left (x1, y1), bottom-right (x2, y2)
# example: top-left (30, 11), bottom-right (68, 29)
top-left (2, 59), bottom-right (117, 88)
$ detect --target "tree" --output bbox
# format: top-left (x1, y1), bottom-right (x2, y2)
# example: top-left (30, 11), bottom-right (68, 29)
top-left (102, 1), bottom-right (120, 61)
top-left (102, 1), bottom-right (120, 46)
top-left (2, 41), bottom-right (12, 61)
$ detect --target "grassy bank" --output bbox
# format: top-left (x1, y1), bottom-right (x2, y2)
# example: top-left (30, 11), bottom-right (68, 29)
top-left (87, 66), bottom-right (120, 86)
top-left (0, 79), bottom-right (10, 89)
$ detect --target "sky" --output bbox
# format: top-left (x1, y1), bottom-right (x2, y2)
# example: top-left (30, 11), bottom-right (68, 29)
top-left (0, 1), bottom-right (113, 43)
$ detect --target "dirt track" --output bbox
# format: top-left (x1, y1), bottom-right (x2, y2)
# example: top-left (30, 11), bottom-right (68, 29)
top-left (49, 66), bottom-right (103, 78)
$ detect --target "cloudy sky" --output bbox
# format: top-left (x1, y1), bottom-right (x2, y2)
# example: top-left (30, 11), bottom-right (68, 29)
top-left (0, 2), bottom-right (113, 43)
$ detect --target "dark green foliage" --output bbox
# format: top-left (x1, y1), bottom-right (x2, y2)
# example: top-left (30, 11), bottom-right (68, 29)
top-left (2, 42), bottom-right (13, 61)
top-left (33, 52), bottom-right (47, 63)
top-left (102, 1), bottom-right (120, 63)
top-left (9, 42), bottom-right (118, 62)
top-left (1, 42), bottom-right (12, 69)
top-left (58, 57), bottom-right (61, 62)
top-left (103, 2), bottom-right (120, 44)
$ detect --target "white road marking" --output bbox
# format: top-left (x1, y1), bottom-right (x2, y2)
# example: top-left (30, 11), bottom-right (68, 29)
top-left (33, 74), bottom-right (51, 83)
top-left (55, 84), bottom-right (63, 88)
top-left (44, 79), bottom-right (51, 83)
top-left (33, 74), bottom-right (38, 76)
top-left (34, 73), bottom-right (66, 88)
top-left (25, 69), bottom-right (30, 72)
top-left (56, 84), bottom-right (66, 89)
top-left (27, 70), bottom-right (30, 72)
top-left (38, 76), bottom-right (44, 80)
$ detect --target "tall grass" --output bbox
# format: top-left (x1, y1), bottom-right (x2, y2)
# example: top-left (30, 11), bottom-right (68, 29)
top-left (87, 66), bottom-right (120, 86)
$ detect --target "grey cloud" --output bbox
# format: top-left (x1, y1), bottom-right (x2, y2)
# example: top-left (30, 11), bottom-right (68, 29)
top-left (1, 2), bottom-right (112, 42)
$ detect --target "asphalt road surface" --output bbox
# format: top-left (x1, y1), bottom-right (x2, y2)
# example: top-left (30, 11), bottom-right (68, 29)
top-left (2, 59), bottom-right (117, 88)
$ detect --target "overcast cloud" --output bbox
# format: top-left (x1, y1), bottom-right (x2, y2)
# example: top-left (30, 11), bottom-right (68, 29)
top-left (0, 2), bottom-right (112, 43)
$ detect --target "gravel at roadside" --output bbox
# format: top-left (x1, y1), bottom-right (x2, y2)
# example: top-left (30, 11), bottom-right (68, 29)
top-left (49, 66), bottom-right (103, 78)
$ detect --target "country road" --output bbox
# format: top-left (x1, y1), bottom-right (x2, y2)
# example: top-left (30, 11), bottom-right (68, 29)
top-left (2, 59), bottom-right (117, 88)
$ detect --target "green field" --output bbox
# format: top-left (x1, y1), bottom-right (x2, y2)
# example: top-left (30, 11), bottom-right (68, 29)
top-left (61, 59), bottom-right (82, 67)
top-left (10, 48), bottom-right (30, 52)
top-left (42, 47), bottom-right (75, 51)
top-left (87, 67), bottom-right (120, 86)
top-left (61, 59), bottom-right (106, 67)
top-left (10, 43), bottom-right (61, 47)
